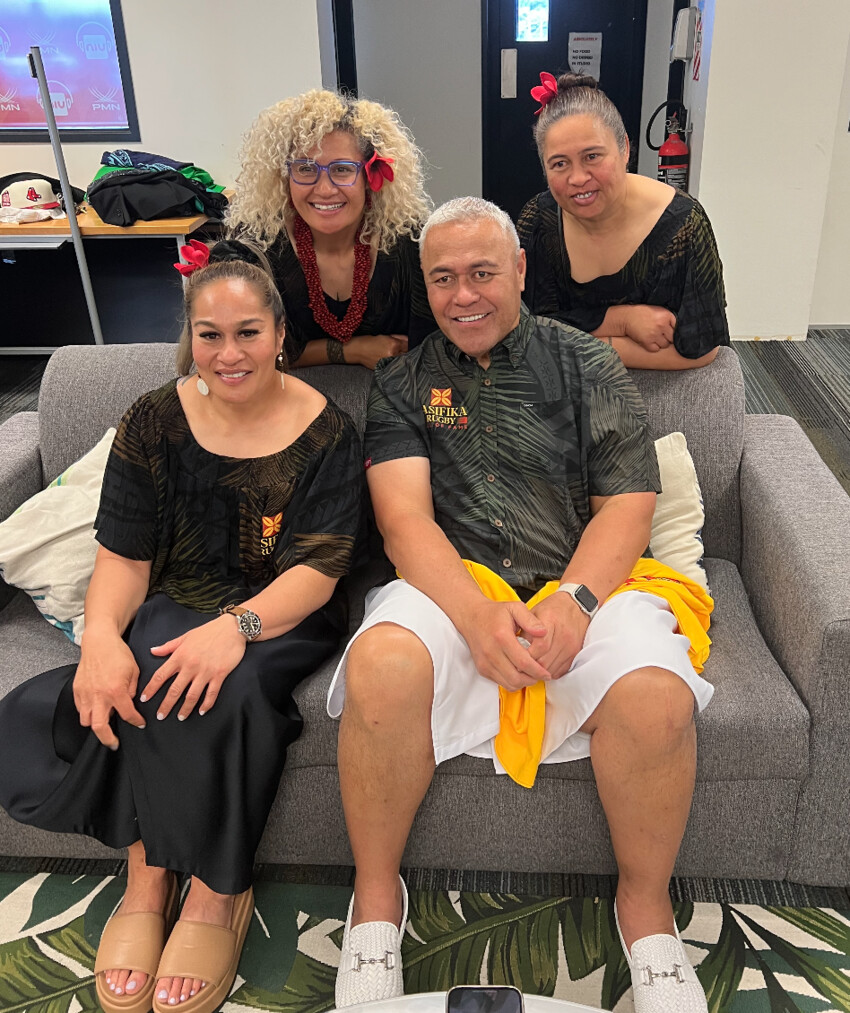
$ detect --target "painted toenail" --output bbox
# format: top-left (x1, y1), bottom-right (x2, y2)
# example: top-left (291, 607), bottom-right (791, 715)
top-left (180, 995), bottom-right (186, 1001)
top-left (126, 981), bottom-right (137, 992)
top-left (189, 990), bottom-right (196, 996)
top-left (115, 988), bottom-right (123, 995)
top-left (158, 990), bottom-right (168, 999)
top-left (169, 999), bottom-right (177, 1005)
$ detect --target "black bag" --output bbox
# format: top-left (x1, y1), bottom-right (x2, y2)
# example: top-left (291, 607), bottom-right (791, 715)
top-left (86, 168), bottom-right (228, 226)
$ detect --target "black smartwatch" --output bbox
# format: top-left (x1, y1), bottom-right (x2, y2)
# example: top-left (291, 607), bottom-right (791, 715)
top-left (556, 582), bottom-right (599, 618)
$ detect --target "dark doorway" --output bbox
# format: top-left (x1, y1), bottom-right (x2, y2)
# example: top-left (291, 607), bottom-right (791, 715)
top-left (482, 0), bottom-right (648, 222)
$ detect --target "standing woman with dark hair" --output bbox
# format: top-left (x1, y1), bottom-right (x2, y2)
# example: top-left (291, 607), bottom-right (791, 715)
top-left (0, 242), bottom-right (364, 1013)
top-left (227, 89), bottom-right (434, 370)
top-left (518, 72), bottom-right (730, 369)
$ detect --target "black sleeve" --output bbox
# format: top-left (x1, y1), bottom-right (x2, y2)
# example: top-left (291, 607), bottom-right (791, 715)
top-left (274, 415), bottom-right (366, 579)
top-left (670, 203), bottom-right (731, 358)
top-left (94, 395), bottom-right (158, 560)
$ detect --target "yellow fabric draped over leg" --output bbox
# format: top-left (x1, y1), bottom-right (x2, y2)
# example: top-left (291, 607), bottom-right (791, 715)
top-left (458, 558), bottom-right (714, 789)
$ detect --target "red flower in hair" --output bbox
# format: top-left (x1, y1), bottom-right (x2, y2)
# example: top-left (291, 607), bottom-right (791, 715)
top-left (173, 239), bottom-right (210, 276)
top-left (363, 152), bottom-right (395, 192)
top-left (530, 71), bottom-right (558, 115)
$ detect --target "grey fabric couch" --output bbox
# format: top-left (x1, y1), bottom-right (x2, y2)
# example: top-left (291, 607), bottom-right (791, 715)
top-left (1, 344), bottom-right (848, 886)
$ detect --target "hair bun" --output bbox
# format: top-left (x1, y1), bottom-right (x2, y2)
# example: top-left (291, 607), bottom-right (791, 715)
top-left (209, 239), bottom-right (262, 267)
top-left (557, 72), bottom-right (599, 92)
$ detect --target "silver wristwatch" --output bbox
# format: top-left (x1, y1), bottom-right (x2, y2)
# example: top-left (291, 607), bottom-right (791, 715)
top-left (556, 582), bottom-right (599, 618)
top-left (220, 604), bottom-right (262, 641)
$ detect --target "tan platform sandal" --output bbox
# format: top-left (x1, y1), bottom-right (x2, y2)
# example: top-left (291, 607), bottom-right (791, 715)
top-left (95, 873), bottom-right (180, 1013)
top-left (152, 886), bottom-right (254, 1013)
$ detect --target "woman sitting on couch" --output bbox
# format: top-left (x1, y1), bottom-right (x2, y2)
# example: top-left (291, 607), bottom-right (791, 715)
top-left (0, 241), bottom-right (364, 1013)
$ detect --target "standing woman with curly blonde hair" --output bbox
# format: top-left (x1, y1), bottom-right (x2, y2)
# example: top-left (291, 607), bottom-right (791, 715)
top-left (227, 90), bottom-right (433, 370)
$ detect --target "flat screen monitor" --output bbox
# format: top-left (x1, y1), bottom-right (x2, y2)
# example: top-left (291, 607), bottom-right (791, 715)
top-left (0, 0), bottom-right (139, 142)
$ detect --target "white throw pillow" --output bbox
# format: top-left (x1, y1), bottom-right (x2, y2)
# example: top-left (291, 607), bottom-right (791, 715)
top-left (0, 429), bottom-right (116, 644)
top-left (651, 432), bottom-right (709, 591)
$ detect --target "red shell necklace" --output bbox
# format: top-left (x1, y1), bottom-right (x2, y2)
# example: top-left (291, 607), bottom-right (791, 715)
top-left (293, 214), bottom-right (371, 343)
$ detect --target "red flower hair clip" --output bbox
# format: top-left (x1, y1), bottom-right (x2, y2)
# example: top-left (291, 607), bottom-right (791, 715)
top-left (531, 71), bottom-right (559, 115)
top-left (173, 239), bottom-right (210, 276)
top-left (363, 152), bottom-right (395, 192)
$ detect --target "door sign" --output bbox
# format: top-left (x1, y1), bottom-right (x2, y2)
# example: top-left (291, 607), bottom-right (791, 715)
top-left (568, 32), bottom-right (602, 81)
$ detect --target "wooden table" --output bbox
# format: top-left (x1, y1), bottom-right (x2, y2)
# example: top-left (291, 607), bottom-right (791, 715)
top-left (0, 203), bottom-right (212, 246)
top-left (0, 204), bottom-right (216, 352)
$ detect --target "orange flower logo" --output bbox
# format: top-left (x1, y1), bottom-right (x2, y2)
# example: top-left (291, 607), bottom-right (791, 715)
top-left (262, 512), bottom-right (283, 537)
top-left (430, 388), bottom-right (452, 406)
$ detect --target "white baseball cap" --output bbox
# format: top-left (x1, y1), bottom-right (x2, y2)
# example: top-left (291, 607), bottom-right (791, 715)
top-left (0, 177), bottom-right (61, 210)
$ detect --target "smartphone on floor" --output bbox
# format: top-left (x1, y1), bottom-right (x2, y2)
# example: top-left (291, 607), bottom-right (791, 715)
top-left (446, 985), bottom-right (525, 1013)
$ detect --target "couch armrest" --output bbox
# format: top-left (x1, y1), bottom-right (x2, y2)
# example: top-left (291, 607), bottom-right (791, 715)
top-left (740, 415), bottom-right (850, 725)
top-left (0, 412), bottom-right (42, 523)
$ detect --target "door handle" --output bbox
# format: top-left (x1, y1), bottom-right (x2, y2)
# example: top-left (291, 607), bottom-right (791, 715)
top-left (501, 49), bottom-right (517, 98)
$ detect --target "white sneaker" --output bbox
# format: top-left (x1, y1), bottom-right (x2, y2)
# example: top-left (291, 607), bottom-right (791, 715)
top-left (615, 900), bottom-right (708, 1013)
top-left (335, 876), bottom-right (409, 1009)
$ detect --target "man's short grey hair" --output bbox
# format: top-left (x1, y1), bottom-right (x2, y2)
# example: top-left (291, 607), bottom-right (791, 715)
top-left (419, 197), bottom-right (520, 262)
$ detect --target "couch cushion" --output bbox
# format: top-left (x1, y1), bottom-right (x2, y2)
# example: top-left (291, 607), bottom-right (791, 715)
top-left (288, 558), bottom-right (810, 786)
top-left (0, 592), bottom-right (80, 699)
top-left (631, 347), bottom-right (744, 565)
top-left (39, 344), bottom-right (179, 483)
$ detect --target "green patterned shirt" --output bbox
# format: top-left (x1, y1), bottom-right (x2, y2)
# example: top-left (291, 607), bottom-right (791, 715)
top-left (365, 305), bottom-right (661, 597)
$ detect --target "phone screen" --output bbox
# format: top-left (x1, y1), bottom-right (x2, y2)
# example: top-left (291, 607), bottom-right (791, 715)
top-left (446, 986), bottom-right (524, 1013)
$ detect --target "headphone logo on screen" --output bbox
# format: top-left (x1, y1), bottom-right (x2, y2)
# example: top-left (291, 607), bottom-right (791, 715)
top-left (0, 28), bottom-right (11, 58)
top-left (76, 22), bottom-right (112, 60)
top-left (91, 86), bottom-right (120, 112)
top-left (36, 81), bottom-right (74, 118)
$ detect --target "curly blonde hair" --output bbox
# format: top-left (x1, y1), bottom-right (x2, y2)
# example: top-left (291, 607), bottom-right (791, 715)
top-left (226, 89), bottom-right (431, 254)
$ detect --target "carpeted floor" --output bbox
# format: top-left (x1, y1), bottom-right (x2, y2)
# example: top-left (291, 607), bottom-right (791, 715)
top-left (2, 868), bottom-right (849, 1013)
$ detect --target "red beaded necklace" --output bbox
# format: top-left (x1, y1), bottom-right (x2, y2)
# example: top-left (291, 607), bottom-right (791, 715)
top-left (293, 214), bottom-right (371, 343)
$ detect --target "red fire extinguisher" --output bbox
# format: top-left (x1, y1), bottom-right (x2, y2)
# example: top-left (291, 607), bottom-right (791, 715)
top-left (646, 101), bottom-right (690, 192)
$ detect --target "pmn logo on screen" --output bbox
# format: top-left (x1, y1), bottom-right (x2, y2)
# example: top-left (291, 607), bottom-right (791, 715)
top-left (0, 87), bottom-right (20, 112)
top-left (76, 22), bottom-right (112, 60)
top-left (0, 27), bottom-right (11, 57)
top-left (36, 81), bottom-right (74, 117)
top-left (29, 31), bottom-right (59, 56)
top-left (91, 86), bottom-right (119, 112)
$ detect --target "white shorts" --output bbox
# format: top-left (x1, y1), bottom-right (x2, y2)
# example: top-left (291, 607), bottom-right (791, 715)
top-left (327, 580), bottom-right (714, 772)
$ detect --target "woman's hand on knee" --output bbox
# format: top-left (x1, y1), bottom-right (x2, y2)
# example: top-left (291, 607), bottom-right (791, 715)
top-left (141, 617), bottom-right (247, 721)
top-left (73, 633), bottom-right (145, 750)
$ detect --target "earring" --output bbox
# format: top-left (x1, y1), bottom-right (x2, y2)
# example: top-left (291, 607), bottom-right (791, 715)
top-left (280, 372), bottom-right (286, 390)
top-left (197, 377), bottom-right (210, 396)
top-left (277, 350), bottom-right (286, 390)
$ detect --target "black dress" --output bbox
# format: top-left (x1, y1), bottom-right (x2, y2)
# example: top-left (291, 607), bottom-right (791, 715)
top-left (517, 189), bottom-right (730, 359)
top-left (267, 232), bottom-right (436, 363)
top-left (0, 381), bottom-right (365, 893)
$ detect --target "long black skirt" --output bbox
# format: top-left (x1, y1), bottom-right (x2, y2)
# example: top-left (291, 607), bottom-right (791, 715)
top-left (0, 593), bottom-right (343, 894)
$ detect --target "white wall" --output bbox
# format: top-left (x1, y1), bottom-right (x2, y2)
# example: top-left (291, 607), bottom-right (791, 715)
top-left (352, 0), bottom-right (481, 206)
top-left (0, 0), bottom-right (324, 189)
top-left (810, 35), bottom-right (850, 327)
top-left (638, 0), bottom-right (675, 178)
top-left (692, 0), bottom-right (850, 339)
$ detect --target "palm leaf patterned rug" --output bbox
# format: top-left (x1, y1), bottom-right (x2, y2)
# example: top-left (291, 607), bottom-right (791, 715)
top-left (1, 871), bottom-right (849, 1013)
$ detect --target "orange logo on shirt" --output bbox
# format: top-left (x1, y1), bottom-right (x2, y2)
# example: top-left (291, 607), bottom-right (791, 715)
top-left (262, 513), bottom-right (282, 537)
top-left (430, 388), bottom-right (452, 407)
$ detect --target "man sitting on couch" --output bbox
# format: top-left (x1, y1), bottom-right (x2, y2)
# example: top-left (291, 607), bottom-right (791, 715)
top-left (327, 197), bottom-right (714, 1013)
